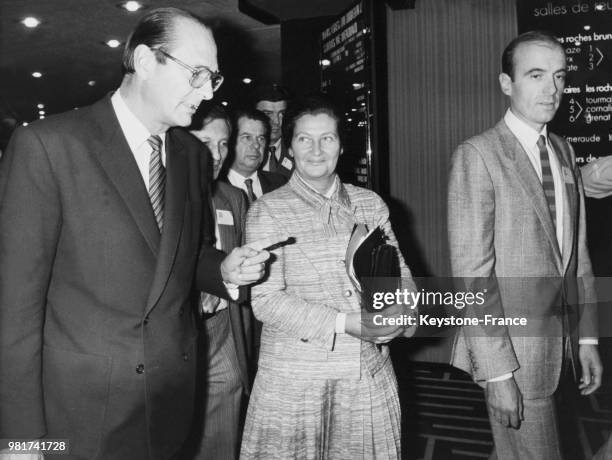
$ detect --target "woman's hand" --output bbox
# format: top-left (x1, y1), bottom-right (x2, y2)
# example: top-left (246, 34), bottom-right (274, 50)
top-left (344, 303), bottom-right (410, 343)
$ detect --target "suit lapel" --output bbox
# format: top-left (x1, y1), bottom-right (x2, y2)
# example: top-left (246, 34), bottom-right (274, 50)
top-left (549, 136), bottom-right (577, 273)
top-left (497, 121), bottom-right (562, 271)
top-left (258, 172), bottom-right (271, 194)
top-left (146, 129), bottom-right (188, 313)
top-left (91, 96), bottom-right (161, 255)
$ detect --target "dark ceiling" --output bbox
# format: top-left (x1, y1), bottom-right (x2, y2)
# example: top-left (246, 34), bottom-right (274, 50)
top-left (0, 0), bottom-right (283, 123)
top-left (0, 0), bottom-right (362, 124)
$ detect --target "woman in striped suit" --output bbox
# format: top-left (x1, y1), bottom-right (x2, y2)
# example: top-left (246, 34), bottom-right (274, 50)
top-left (240, 94), bottom-right (417, 459)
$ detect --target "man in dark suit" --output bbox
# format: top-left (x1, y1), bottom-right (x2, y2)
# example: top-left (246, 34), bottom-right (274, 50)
top-left (225, 108), bottom-right (286, 200)
top-left (0, 8), bottom-right (269, 460)
top-left (253, 83), bottom-right (294, 179)
top-left (448, 31), bottom-right (602, 459)
top-left (188, 106), bottom-right (254, 459)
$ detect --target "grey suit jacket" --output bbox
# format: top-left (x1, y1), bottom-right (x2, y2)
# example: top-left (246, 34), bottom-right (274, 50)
top-left (448, 119), bottom-right (597, 399)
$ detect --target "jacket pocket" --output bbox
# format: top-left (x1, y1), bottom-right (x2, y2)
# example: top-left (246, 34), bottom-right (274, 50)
top-left (42, 345), bottom-right (112, 459)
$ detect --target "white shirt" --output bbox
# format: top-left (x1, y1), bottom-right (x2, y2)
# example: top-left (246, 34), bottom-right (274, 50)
top-left (110, 90), bottom-right (166, 188)
top-left (504, 109), bottom-right (564, 253)
top-left (227, 169), bottom-right (263, 198)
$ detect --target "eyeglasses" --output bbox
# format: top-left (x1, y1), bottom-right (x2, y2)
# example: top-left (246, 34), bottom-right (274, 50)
top-left (154, 48), bottom-right (224, 91)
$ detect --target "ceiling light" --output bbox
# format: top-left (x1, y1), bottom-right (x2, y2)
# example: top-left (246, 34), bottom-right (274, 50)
top-left (106, 39), bottom-right (121, 48)
top-left (320, 59), bottom-right (331, 67)
top-left (39, 115), bottom-right (45, 119)
top-left (39, 110), bottom-right (45, 115)
top-left (32, 72), bottom-right (42, 78)
top-left (22, 122), bottom-right (29, 126)
top-left (584, 25), bottom-right (591, 30)
top-left (242, 77), bottom-right (252, 84)
top-left (37, 103), bottom-right (44, 109)
top-left (22, 17), bottom-right (40, 28)
top-left (122, 1), bottom-right (143, 12)
top-left (88, 80), bottom-right (96, 86)
top-left (221, 101), bottom-right (228, 106)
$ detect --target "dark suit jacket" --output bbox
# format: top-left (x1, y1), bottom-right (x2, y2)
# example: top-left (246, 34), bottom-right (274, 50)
top-left (210, 181), bottom-right (254, 389)
top-left (0, 95), bottom-right (227, 460)
top-left (259, 170), bottom-right (287, 195)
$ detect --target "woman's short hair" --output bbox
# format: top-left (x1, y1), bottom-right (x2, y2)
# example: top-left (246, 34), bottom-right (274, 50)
top-left (282, 93), bottom-right (344, 150)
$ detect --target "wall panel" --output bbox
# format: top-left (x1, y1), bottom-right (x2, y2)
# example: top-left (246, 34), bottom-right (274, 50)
top-left (387, 0), bottom-right (517, 276)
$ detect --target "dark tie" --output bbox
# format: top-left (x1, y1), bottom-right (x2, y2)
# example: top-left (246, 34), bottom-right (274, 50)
top-left (147, 134), bottom-right (165, 232)
top-left (537, 135), bottom-right (556, 228)
top-left (268, 146), bottom-right (279, 172)
top-left (244, 178), bottom-right (257, 203)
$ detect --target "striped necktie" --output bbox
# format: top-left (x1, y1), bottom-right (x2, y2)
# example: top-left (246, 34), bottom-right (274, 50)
top-left (537, 135), bottom-right (556, 228)
top-left (147, 134), bottom-right (165, 232)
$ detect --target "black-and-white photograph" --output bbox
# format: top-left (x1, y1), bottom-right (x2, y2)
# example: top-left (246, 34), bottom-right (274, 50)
top-left (0, 0), bottom-right (610, 459)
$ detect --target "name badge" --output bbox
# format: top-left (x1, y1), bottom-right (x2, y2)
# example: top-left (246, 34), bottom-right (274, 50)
top-left (216, 209), bottom-right (234, 226)
top-left (562, 166), bottom-right (575, 184)
top-left (281, 157), bottom-right (293, 170)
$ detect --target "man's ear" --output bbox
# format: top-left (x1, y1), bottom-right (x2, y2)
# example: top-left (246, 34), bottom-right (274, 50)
top-left (499, 72), bottom-right (513, 97)
top-left (133, 44), bottom-right (156, 80)
top-left (339, 146), bottom-right (344, 156)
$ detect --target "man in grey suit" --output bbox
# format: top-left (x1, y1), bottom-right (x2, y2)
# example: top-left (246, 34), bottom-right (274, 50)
top-left (448, 31), bottom-right (602, 459)
top-left (188, 106), bottom-right (253, 460)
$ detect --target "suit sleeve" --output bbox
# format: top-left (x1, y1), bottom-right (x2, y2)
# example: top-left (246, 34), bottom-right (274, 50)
top-left (447, 142), bottom-right (519, 381)
top-left (0, 127), bottom-right (61, 438)
top-left (570, 144), bottom-right (598, 338)
top-left (580, 155), bottom-right (612, 198)
top-left (245, 200), bottom-right (337, 350)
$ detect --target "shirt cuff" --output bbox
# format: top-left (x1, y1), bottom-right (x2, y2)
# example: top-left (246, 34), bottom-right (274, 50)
top-left (335, 313), bottom-right (346, 334)
top-left (224, 282), bottom-right (239, 301)
top-left (487, 372), bottom-right (513, 382)
top-left (579, 338), bottom-right (599, 345)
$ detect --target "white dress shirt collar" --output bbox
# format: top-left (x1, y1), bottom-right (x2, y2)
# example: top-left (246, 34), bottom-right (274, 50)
top-left (504, 108), bottom-right (548, 150)
top-left (228, 168), bottom-right (258, 183)
top-left (111, 90), bottom-right (166, 186)
top-left (227, 168), bottom-right (263, 198)
top-left (111, 90), bottom-right (164, 153)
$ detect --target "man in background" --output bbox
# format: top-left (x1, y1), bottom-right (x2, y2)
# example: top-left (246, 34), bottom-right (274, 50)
top-left (226, 108), bottom-right (286, 202)
top-left (448, 30), bottom-right (601, 459)
top-left (253, 83), bottom-right (294, 179)
top-left (188, 106), bottom-right (254, 460)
